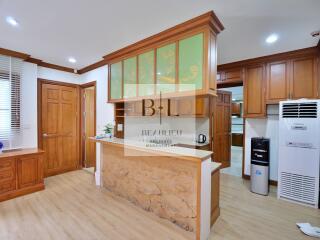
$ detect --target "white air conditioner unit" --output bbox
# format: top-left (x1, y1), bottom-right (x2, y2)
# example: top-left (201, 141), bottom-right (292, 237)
top-left (278, 99), bottom-right (320, 208)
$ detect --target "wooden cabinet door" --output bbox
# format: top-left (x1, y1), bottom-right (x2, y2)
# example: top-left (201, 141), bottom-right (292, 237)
top-left (17, 156), bottom-right (38, 189)
top-left (178, 97), bottom-right (208, 117)
top-left (110, 62), bottom-right (123, 101)
top-left (290, 57), bottom-right (317, 99)
top-left (123, 57), bottom-right (137, 99)
top-left (156, 43), bottom-right (176, 94)
top-left (178, 33), bottom-right (204, 92)
top-left (231, 102), bottom-right (241, 116)
top-left (244, 65), bottom-right (265, 117)
top-left (138, 50), bottom-right (155, 97)
top-left (266, 61), bottom-right (290, 103)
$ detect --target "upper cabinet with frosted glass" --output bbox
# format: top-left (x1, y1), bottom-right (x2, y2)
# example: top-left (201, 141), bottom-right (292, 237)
top-left (106, 11), bottom-right (224, 102)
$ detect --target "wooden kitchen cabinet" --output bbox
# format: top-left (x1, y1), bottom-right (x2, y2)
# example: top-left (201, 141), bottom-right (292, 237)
top-left (107, 12), bottom-right (224, 102)
top-left (231, 102), bottom-right (241, 116)
top-left (291, 56), bottom-right (318, 99)
top-left (0, 149), bottom-right (44, 202)
top-left (17, 156), bottom-right (41, 189)
top-left (266, 57), bottom-right (318, 103)
top-left (244, 64), bottom-right (266, 118)
top-left (217, 68), bottom-right (243, 86)
top-left (266, 61), bottom-right (290, 103)
top-left (178, 96), bottom-right (208, 117)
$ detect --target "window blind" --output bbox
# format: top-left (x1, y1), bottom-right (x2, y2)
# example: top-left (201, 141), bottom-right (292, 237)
top-left (0, 55), bottom-right (22, 149)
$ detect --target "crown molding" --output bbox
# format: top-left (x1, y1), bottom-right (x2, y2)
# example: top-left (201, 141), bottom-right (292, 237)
top-left (0, 47), bottom-right (77, 74)
top-left (218, 46), bottom-right (319, 71)
top-left (0, 47), bottom-right (30, 60)
top-left (78, 58), bottom-right (107, 74)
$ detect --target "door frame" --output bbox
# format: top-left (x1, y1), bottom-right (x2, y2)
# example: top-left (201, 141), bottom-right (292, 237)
top-left (37, 78), bottom-right (82, 174)
top-left (80, 81), bottom-right (97, 168)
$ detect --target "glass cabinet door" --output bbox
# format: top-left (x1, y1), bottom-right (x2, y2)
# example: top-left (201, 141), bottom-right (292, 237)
top-left (156, 43), bottom-right (176, 94)
top-left (138, 51), bottom-right (154, 97)
top-left (179, 33), bottom-right (204, 92)
top-left (123, 57), bottom-right (137, 98)
top-left (110, 62), bottom-right (122, 100)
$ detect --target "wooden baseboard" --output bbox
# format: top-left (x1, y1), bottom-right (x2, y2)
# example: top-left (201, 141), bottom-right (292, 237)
top-left (0, 183), bottom-right (45, 202)
top-left (243, 174), bottom-right (278, 186)
top-left (45, 167), bottom-right (79, 177)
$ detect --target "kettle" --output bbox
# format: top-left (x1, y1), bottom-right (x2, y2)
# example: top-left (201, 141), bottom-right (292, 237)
top-left (197, 134), bottom-right (207, 144)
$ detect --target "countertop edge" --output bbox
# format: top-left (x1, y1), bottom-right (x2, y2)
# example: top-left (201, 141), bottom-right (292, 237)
top-left (90, 138), bottom-right (212, 162)
top-left (0, 148), bottom-right (44, 159)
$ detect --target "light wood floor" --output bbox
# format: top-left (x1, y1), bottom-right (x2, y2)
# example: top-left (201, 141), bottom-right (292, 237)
top-left (0, 170), bottom-right (319, 240)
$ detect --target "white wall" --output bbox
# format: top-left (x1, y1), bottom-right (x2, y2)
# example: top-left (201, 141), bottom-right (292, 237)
top-left (80, 65), bottom-right (114, 185)
top-left (244, 105), bottom-right (279, 181)
top-left (21, 62), bottom-right (38, 148)
top-left (37, 66), bottom-right (80, 84)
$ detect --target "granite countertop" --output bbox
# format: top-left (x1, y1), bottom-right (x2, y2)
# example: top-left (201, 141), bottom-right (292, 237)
top-left (90, 137), bottom-right (213, 161)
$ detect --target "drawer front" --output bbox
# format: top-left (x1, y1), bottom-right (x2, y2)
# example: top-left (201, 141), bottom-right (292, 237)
top-left (0, 159), bottom-right (15, 170)
top-left (0, 180), bottom-right (15, 194)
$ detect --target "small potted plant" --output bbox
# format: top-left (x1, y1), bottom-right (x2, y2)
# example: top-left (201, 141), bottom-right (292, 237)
top-left (104, 123), bottom-right (114, 138)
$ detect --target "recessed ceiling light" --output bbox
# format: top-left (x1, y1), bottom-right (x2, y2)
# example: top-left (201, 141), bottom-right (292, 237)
top-left (6, 16), bottom-right (18, 27)
top-left (68, 57), bottom-right (76, 63)
top-left (266, 34), bottom-right (278, 44)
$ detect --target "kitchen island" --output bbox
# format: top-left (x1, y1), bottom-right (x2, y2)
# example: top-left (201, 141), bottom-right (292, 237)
top-left (91, 138), bottom-right (220, 240)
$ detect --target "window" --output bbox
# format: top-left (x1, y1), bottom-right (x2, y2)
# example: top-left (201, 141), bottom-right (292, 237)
top-left (0, 55), bottom-right (22, 149)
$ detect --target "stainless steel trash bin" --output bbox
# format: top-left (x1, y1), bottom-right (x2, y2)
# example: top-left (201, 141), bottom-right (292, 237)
top-left (250, 138), bottom-right (270, 195)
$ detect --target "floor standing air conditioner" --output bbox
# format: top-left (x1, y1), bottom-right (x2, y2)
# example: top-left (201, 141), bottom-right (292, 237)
top-left (278, 99), bottom-right (320, 208)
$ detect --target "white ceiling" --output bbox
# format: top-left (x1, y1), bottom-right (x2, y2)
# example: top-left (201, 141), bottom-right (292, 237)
top-left (0, 0), bottom-right (319, 70)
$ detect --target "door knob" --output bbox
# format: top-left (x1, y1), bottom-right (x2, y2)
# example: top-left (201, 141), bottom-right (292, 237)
top-left (43, 133), bottom-right (48, 137)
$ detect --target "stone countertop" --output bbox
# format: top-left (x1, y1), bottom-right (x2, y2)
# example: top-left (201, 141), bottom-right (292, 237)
top-left (90, 137), bottom-right (213, 162)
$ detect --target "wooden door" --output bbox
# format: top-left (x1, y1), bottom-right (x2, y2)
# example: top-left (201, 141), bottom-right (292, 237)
top-left (83, 87), bottom-right (96, 168)
top-left (41, 83), bottom-right (79, 177)
top-left (212, 91), bottom-right (231, 168)
top-left (266, 61), bottom-right (290, 103)
top-left (244, 64), bottom-right (265, 117)
top-left (290, 57), bottom-right (317, 99)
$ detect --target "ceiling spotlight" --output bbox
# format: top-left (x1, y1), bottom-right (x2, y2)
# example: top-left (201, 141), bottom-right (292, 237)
top-left (266, 34), bottom-right (278, 44)
top-left (68, 57), bottom-right (76, 63)
top-left (6, 16), bottom-right (18, 27)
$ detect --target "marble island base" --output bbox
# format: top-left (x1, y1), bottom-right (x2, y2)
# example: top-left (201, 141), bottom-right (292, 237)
top-left (93, 138), bottom-right (221, 240)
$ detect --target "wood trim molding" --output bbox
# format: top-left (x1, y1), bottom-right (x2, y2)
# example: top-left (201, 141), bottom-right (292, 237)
top-left (218, 46), bottom-right (318, 71)
top-left (317, 39), bottom-right (320, 53)
top-left (78, 59), bottom-right (107, 74)
top-left (103, 11), bottom-right (224, 63)
top-left (0, 47), bottom-right (30, 60)
top-left (38, 61), bottom-right (76, 74)
top-left (0, 47), bottom-right (77, 74)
